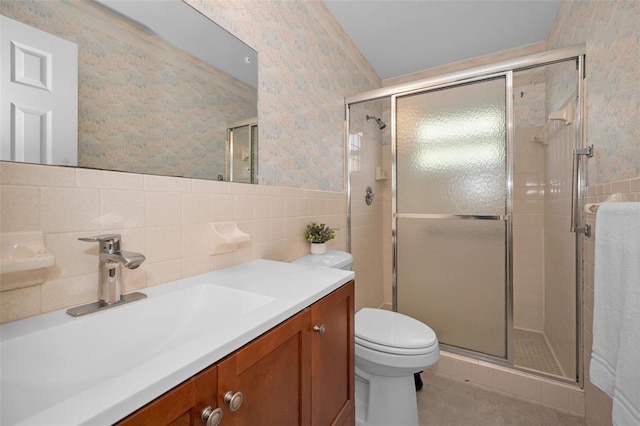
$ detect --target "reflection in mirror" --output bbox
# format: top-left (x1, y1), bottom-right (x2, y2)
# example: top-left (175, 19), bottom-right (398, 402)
top-left (228, 119), bottom-right (258, 184)
top-left (0, 0), bottom-right (258, 182)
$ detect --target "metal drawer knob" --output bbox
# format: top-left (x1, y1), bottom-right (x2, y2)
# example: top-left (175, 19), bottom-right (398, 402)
top-left (224, 390), bottom-right (244, 412)
top-left (201, 406), bottom-right (223, 426)
top-left (313, 324), bottom-right (326, 336)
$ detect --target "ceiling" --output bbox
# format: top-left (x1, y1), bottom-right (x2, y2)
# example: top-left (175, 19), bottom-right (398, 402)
top-left (323, 0), bottom-right (563, 81)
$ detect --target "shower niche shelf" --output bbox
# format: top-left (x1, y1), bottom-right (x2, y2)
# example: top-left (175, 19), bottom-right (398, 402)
top-left (532, 99), bottom-right (575, 144)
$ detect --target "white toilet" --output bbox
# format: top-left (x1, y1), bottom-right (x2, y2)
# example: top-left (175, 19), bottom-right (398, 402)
top-left (355, 308), bottom-right (439, 426)
top-left (293, 250), bottom-right (439, 426)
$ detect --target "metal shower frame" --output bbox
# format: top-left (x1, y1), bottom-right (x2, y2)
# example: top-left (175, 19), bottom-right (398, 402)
top-left (345, 44), bottom-right (587, 386)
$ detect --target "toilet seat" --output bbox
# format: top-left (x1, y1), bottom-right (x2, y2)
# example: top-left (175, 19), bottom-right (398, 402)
top-left (355, 308), bottom-right (438, 355)
top-left (355, 336), bottom-right (438, 356)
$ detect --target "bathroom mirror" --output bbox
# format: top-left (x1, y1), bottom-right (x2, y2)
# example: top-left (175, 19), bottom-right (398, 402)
top-left (0, 0), bottom-right (258, 182)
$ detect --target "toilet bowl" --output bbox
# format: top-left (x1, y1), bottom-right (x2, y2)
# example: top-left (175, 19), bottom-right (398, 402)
top-left (355, 308), bottom-right (439, 426)
top-left (292, 250), bottom-right (439, 426)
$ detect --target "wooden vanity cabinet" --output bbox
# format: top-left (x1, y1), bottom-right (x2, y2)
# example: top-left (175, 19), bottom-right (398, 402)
top-left (310, 280), bottom-right (355, 425)
top-left (117, 364), bottom-right (218, 426)
top-left (116, 376), bottom-right (198, 426)
top-left (217, 307), bottom-right (311, 425)
top-left (117, 280), bottom-right (354, 426)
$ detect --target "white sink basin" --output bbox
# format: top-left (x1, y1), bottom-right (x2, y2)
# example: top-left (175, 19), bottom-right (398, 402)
top-left (0, 260), bottom-right (354, 425)
top-left (1, 281), bottom-right (272, 425)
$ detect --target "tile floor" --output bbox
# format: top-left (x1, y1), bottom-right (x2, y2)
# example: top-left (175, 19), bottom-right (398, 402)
top-left (513, 329), bottom-right (563, 376)
top-left (417, 373), bottom-right (586, 426)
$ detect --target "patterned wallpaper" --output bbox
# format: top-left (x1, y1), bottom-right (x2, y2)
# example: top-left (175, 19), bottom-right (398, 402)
top-left (2, 1), bottom-right (256, 180)
top-left (547, 0), bottom-right (640, 185)
top-left (10, 1), bottom-right (635, 190)
top-left (186, 0), bottom-right (381, 191)
top-left (3, 0), bottom-right (380, 190)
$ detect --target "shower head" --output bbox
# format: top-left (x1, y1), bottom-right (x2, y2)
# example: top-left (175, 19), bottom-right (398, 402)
top-left (366, 115), bottom-right (387, 130)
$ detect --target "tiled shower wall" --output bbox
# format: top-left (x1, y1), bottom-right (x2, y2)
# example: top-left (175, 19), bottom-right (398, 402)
top-left (349, 101), bottom-right (385, 311)
top-left (512, 128), bottom-right (545, 332)
top-left (0, 162), bottom-right (347, 324)
top-left (543, 97), bottom-right (578, 378)
top-left (513, 67), bottom-right (547, 332)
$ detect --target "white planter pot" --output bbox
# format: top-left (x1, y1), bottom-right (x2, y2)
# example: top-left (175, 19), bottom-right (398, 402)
top-left (310, 243), bottom-right (326, 255)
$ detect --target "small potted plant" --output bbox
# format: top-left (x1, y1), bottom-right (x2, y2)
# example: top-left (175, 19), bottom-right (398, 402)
top-left (305, 222), bottom-right (337, 255)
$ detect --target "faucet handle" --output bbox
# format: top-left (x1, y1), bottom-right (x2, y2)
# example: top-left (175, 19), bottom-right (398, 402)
top-left (79, 234), bottom-right (121, 253)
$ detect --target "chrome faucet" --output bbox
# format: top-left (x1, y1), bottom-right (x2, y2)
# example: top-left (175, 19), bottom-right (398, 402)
top-left (67, 234), bottom-right (146, 317)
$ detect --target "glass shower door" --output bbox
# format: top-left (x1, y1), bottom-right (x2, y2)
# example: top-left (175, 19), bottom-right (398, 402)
top-left (228, 122), bottom-right (258, 184)
top-left (394, 76), bottom-right (510, 359)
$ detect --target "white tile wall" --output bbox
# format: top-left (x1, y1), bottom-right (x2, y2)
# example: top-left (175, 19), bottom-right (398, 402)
top-left (0, 162), bottom-right (347, 324)
top-left (543, 98), bottom-right (578, 377)
top-left (349, 102), bottom-right (386, 311)
top-left (513, 127), bottom-right (546, 331)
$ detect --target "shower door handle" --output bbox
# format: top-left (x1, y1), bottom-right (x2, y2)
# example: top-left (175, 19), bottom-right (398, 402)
top-left (394, 213), bottom-right (509, 221)
top-left (570, 145), bottom-right (593, 236)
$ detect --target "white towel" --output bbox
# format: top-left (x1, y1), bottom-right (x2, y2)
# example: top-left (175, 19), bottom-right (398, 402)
top-left (591, 202), bottom-right (640, 426)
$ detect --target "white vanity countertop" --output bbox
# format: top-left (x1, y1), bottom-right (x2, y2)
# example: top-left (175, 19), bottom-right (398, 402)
top-left (0, 259), bottom-right (354, 425)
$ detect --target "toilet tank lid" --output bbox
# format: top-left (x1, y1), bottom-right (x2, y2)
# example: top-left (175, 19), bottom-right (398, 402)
top-left (292, 250), bottom-right (353, 269)
top-left (355, 308), bottom-right (437, 350)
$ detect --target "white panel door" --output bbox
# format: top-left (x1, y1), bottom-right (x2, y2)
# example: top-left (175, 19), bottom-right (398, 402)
top-left (1, 16), bottom-right (78, 166)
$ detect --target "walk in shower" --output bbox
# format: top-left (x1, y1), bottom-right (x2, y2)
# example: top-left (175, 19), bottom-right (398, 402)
top-left (346, 46), bottom-right (587, 384)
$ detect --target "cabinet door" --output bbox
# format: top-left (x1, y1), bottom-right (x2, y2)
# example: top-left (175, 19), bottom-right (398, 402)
top-left (311, 280), bottom-right (355, 426)
top-left (193, 365), bottom-right (219, 426)
top-left (117, 380), bottom-right (195, 426)
top-left (217, 309), bottom-right (311, 425)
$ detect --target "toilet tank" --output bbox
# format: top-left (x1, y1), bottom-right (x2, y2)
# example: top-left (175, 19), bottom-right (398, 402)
top-left (292, 250), bottom-right (353, 271)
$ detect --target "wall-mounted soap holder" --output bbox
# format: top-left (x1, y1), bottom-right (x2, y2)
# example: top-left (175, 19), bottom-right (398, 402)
top-left (210, 222), bottom-right (251, 255)
top-left (1, 231), bottom-right (55, 273)
top-left (375, 166), bottom-right (387, 181)
top-left (1, 231), bottom-right (56, 290)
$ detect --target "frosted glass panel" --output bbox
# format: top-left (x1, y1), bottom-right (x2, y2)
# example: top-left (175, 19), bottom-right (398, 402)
top-left (396, 78), bottom-right (506, 214)
top-left (396, 218), bottom-right (506, 357)
top-left (394, 76), bottom-right (508, 359)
